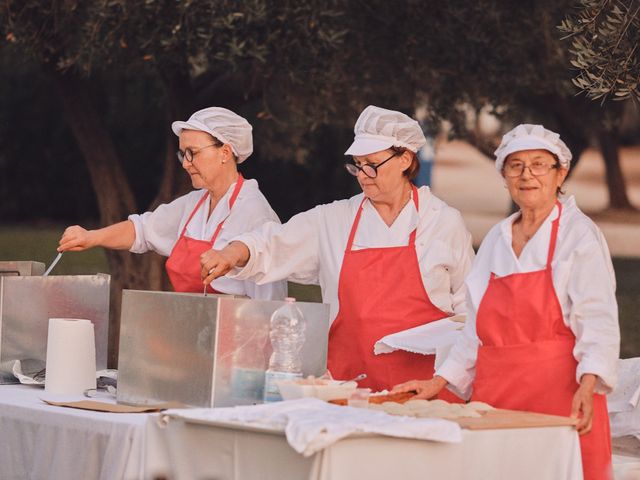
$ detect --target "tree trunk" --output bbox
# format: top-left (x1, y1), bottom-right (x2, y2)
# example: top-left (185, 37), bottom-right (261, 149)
top-left (598, 129), bottom-right (634, 210)
top-left (54, 71), bottom-right (165, 367)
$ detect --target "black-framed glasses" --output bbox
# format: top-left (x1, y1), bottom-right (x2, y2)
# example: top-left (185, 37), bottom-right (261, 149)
top-left (503, 161), bottom-right (559, 178)
top-left (176, 143), bottom-right (220, 164)
top-left (345, 152), bottom-right (399, 179)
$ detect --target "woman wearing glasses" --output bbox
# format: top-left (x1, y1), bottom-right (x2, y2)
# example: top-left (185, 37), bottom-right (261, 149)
top-left (200, 105), bottom-right (474, 392)
top-left (58, 107), bottom-right (285, 300)
top-left (393, 124), bottom-right (619, 480)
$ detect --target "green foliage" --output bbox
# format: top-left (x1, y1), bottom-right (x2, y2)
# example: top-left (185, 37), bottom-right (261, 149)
top-left (0, 1), bottom-right (351, 128)
top-left (559, 0), bottom-right (640, 102)
top-left (0, 0), bottom-right (636, 215)
top-left (0, 0), bottom-right (608, 136)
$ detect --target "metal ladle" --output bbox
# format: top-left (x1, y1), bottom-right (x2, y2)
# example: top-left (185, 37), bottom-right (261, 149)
top-left (43, 252), bottom-right (63, 277)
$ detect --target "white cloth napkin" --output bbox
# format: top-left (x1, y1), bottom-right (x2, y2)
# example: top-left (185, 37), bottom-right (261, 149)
top-left (374, 316), bottom-right (465, 356)
top-left (608, 358), bottom-right (640, 440)
top-left (8, 359), bottom-right (115, 387)
top-left (165, 398), bottom-right (461, 456)
top-left (11, 360), bottom-right (45, 385)
top-left (608, 358), bottom-right (640, 413)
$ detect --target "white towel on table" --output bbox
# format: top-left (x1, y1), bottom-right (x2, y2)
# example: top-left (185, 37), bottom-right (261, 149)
top-left (165, 398), bottom-right (461, 456)
top-left (608, 358), bottom-right (640, 441)
top-left (608, 358), bottom-right (640, 413)
top-left (374, 316), bottom-right (465, 370)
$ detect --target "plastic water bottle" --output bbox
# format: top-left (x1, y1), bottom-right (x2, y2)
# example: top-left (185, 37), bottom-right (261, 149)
top-left (263, 297), bottom-right (306, 402)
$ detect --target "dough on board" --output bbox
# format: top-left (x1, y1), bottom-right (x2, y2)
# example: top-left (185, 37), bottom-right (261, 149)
top-left (371, 398), bottom-right (494, 418)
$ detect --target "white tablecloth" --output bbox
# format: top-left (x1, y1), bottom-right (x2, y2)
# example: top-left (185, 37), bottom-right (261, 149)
top-left (0, 384), bottom-right (148, 480)
top-left (146, 413), bottom-right (584, 480)
top-left (1, 384), bottom-right (586, 480)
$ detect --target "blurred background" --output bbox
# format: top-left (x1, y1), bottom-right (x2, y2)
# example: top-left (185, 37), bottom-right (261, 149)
top-left (1, 0), bottom-right (638, 356)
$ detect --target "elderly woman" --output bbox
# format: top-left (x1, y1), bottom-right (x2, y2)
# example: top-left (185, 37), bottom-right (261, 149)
top-left (58, 107), bottom-right (285, 300)
top-left (393, 124), bottom-right (620, 480)
top-left (200, 105), bottom-right (474, 393)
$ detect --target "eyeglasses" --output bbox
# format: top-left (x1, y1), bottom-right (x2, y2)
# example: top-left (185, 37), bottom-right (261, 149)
top-left (503, 161), bottom-right (559, 178)
top-left (345, 152), bottom-right (399, 179)
top-left (176, 144), bottom-right (220, 164)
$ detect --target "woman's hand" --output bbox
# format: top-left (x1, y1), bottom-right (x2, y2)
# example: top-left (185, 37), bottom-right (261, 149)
top-left (58, 225), bottom-right (96, 252)
top-left (571, 374), bottom-right (597, 435)
top-left (58, 221), bottom-right (135, 252)
top-left (200, 241), bottom-right (250, 286)
top-left (391, 376), bottom-right (448, 400)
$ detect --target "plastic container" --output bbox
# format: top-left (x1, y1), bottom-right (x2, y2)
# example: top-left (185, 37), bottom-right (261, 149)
top-left (263, 297), bottom-right (306, 402)
top-left (277, 379), bottom-right (358, 401)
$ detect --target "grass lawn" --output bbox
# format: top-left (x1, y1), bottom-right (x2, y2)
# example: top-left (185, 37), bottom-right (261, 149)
top-left (1, 226), bottom-right (637, 357)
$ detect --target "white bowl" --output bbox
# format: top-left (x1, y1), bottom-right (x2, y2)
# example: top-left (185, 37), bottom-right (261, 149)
top-left (277, 380), bottom-right (358, 401)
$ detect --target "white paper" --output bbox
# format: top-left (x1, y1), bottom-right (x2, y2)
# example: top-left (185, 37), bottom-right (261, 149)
top-left (45, 318), bottom-right (97, 395)
top-left (374, 315), bottom-right (466, 356)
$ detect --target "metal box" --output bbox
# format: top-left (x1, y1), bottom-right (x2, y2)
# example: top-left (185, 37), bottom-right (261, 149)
top-left (0, 261), bottom-right (45, 276)
top-left (0, 274), bottom-right (110, 384)
top-left (117, 290), bottom-right (330, 408)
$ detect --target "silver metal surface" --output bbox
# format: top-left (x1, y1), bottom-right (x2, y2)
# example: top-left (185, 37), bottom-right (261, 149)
top-left (0, 261), bottom-right (45, 277)
top-left (117, 290), bottom-right (330, 408)
top-left (0, 274), bottom-right (110, 384)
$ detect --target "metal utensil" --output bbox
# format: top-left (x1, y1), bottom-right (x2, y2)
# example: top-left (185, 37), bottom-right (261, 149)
top-left (340, 373), bottom-right (367, 384)
top-left (204, 268), bottom-right (215, 297)
top-left (43, 252), bottom-right (63, 277)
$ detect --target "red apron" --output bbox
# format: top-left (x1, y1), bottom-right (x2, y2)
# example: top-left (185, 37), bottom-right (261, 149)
top-left (166, 175), bottom-right (244, 293)
top-left (328, 185), bottom-right (461, 399)
top-left (472, 202), bottom-right (611, 480)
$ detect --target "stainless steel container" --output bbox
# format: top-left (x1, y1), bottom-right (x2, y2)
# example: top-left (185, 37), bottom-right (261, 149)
top-left (0, 274), bottom-right (111, 384)
top-left (0, 261), bottom-right (45, 276)
top-left (117, 290), bottom-right (330, 408)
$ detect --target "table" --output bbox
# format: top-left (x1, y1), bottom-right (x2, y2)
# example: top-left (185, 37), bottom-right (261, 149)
top-left (146, 413), bottom-right (584, 480)
top-left (1, 384), bottom-right (586, 480)
top-left (0, 384), bottom-right (148, 480)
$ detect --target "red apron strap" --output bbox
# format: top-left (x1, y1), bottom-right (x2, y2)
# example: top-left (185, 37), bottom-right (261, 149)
top-left (209, 174), bottom-right (245, 246)
top-left (180, 192), bottom-right (210, 237)
top-left (346, 185), bottom-right (420, 252)
top-left (408, 184), bottom-right (419, 246)
top-left (546, 201), bottom-right (563, 268)
top-left (345, 198), bottom-right (367, 252)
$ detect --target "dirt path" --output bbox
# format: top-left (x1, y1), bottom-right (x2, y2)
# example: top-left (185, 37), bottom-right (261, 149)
top-left (431, 141), bottom-right (640, 257)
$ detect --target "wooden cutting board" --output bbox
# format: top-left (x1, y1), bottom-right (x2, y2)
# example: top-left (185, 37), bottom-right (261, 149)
top-left (452, 408), bottom-right (579, 430)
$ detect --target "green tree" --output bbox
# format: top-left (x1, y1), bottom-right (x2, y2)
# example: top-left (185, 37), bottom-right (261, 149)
top-left (559, 0), bottom-right (640, 103)
top-left (1, 0), bottom-right (352, 364)
top-left (2, 0), bottom-right (637, 363)
top-left (396, 0), bottom-right (636, 211)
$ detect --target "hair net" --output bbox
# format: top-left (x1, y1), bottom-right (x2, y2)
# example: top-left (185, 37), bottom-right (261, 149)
top-left (344, 105), bottom-right (427, 156)
top-left (494, 124), bottom-right (572, 171)
top-left (172, 107), bottom-right (253, 163)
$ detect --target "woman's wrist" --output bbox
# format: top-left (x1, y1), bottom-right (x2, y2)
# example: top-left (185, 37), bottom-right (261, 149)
top-left (433, 375), bottom-right (449, 388)
top-left (579, 373), bottom-right (597, 392)
top-left (227, 241), bottom-right (250, 267)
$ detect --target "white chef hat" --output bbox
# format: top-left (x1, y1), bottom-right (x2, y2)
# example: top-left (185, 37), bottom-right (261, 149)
top-left (494, 124), bottom-right (572, 171)
top-left (172, 107), bottom-right (253, 163)
top-left (344, 105), bottom-right (427, 156)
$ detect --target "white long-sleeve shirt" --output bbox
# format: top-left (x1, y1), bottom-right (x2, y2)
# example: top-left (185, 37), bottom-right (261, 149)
top-left (438, 196), bottom-right (620, 398)
top-left (231, 186), bottom-right (475, 323)
top-left (127, 178), bottom-right (286, 300)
